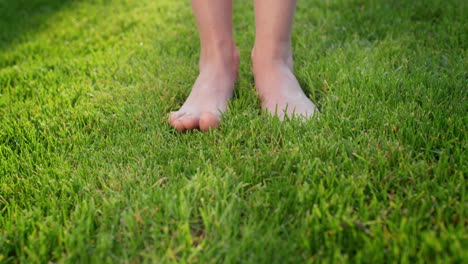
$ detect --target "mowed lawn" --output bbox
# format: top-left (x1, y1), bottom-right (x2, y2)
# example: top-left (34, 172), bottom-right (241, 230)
top-left (0, 0), bottom-right (466, 262)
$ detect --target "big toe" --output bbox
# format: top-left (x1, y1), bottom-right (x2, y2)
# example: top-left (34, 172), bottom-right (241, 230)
top-left (199, 112), bottom-right (220, 132)
top-left (296, 103), bottom-right (318, 119)
top-left (263, 103), bottom-right (286, 121)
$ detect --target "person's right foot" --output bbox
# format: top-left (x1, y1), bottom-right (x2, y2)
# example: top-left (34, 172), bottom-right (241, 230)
top-left (168, 46), bottom-right (239, 131)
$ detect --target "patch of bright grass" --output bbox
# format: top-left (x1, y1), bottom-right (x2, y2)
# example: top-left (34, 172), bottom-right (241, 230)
top-left (0, 0), bottom-right (466, 262)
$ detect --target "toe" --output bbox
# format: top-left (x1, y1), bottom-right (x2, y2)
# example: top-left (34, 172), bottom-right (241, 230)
top-left (297, 104), bottom-right (317, 120)
top-left (168, 111), bottom-right (185, 123)
top-left (199, 112), bottom-right (220, 132)
top-left (171, 119), bottom-right (186, 131)
top-left (263, 103), bottom-right (285, 121)
top-left (180, 116), bottom-right (200, 130)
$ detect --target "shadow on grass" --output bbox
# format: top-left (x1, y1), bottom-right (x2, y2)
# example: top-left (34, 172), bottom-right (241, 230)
top-left (0, 0), bottom-right (76, 52)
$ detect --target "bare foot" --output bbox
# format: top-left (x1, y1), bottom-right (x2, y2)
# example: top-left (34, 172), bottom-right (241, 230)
top-left (252, 50), bottom-right (318, 121)
top-left (169, 46), bottom-right (239, 131)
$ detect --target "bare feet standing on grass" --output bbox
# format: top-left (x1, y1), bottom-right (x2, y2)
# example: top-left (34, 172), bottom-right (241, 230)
top-left (168, 0), bottom-right (317, 131)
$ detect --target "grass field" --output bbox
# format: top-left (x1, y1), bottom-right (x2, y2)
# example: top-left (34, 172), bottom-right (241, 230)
top-left (0, 0), bottom-right (467, 262)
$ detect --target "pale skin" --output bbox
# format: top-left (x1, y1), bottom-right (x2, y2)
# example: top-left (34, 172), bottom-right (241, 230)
top-left (168, 0), bottom-right (317, 131)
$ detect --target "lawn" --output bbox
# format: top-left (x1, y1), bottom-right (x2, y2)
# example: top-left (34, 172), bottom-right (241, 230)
top-left (0, 0), bottom-right (466, 263)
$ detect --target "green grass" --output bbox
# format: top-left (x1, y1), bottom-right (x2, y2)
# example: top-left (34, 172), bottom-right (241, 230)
top-left (0, 0), bottom-right (466, 262)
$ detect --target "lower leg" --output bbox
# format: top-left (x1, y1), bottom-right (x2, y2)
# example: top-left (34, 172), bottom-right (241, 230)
top-left (252, 0), bottom-right (317, 120)
top-left (168, 0), bottom-right (239, 131)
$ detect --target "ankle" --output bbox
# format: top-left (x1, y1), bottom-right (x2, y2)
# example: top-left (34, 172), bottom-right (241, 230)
top-left (252, 43), bottom-right (293, 71)
top-left (200, 40), bottom-right (239, 71)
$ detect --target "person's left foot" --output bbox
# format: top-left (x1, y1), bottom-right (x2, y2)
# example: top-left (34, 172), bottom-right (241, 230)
top-left (252, 53), bottom-right (317, 120)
